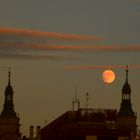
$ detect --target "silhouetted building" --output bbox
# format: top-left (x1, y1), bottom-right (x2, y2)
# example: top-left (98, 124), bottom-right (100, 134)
top-left (117, 66), bottom-right (137, 138)
top-left (41, 108), bottom-right (132, 140)
top-left (0, 70), bottom-right (21, 140)
top-left (41, 67), bottom-right (137, 140)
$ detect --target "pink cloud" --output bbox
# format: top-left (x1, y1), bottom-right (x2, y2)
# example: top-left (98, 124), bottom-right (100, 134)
top-left (0, 27), bottom-right (140, 60)
top-left (45, 45), bottom-right (140, 52)
top-left (0, 27), bottom-right (101, 41)
top-left (66, 65), bottom-right (140, 70)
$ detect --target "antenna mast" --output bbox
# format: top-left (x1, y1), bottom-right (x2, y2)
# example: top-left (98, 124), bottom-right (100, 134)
top-left (85, 92), bottom-right (89, 115)
top-left (72, 85), bottom-right (80, 111)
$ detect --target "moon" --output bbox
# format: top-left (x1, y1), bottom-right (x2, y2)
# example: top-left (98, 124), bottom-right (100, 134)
top-left (102, 70), bottom-right (115, 84)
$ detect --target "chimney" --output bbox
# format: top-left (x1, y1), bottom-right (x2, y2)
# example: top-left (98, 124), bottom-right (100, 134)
top-left (36, 126), bottom-right (41, 140)
top-left (29, 126), bottom-right (34, 140)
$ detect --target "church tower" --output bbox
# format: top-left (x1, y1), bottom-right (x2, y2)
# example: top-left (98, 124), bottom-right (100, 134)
top-left (0, 69), bottom-right (21, 140)
top-left (117, 66), bottom-right (137, 138)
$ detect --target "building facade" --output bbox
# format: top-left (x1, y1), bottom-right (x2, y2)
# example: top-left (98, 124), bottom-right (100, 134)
top-left (41, 108), bottom-right (132, 140)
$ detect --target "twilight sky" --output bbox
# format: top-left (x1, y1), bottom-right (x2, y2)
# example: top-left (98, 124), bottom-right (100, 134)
top-left (0, 0), bottom-right (140, 136)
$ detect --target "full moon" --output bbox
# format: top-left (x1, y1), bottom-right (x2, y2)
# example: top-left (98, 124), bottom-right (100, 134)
top-left (102, 70), bottom-right (115, 84)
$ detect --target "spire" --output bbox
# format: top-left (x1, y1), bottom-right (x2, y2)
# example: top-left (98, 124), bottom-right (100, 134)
top-left (122, 65), bottom-right (131, 94)
top-left (118, 65), bottom-right (134, 117)
top-left (0, 69), bottom-right (17, 118)
top-left (0, 69), bottom-right (21, 139)
top-left (8, 67), bottom-right (11, 85)
top-left (126, 65), bottom-right (128, 82)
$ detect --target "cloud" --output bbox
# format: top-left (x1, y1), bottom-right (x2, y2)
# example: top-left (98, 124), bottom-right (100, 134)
top-left (0, 28), bottom-right (101, 41)
top-left (0, 52), bottom-right (63, 61)
top-left (66, 65), bottom-right (140, 70)
top-left (0, 27), bottom-right (140, 60)
top-left (44, 45), bottom-right (140, 52)
top-left (0, 27), bottom-right (102, 60)
top-left (1, 40), bottom-right (140, 52)
top-left (0, 41), bottom-right (140, 60)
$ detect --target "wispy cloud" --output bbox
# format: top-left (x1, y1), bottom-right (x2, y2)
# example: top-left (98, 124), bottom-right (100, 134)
top-left (43, 45), bottom-right (140, 52)
top-left (0, 52), bottom-right (63, 61)
top-left (66, 65), bottom-right (140, 70)
top-left (0, 28), bottom-right (101, 41)
top-left (0, 27), bottom-right (102, 60)
top-left (1, 40), bottom-right (140, 52)
top-left (0, 27), bottom-right (140, 60)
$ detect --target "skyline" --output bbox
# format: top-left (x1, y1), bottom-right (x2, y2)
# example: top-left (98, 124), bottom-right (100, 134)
top-left (0, 0), bottom-right (140, 136)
